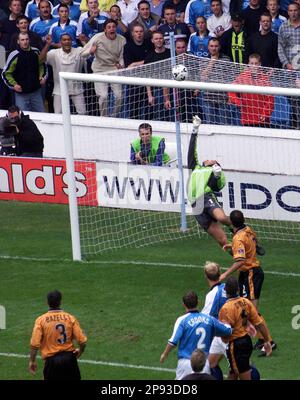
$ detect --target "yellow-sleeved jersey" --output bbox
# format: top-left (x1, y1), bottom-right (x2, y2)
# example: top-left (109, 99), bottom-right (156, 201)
top-left (232, 226), bottom-right (260, 272)
top-left (219, 297), bottom-right (262, 341)
top-left (30, 310), bottom-right (87, 360)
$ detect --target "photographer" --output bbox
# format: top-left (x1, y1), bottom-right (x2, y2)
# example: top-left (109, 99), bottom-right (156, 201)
top-left (130, 123), bottom-right (170, 166)
top-left (0, 105), bottom-right (44, 157)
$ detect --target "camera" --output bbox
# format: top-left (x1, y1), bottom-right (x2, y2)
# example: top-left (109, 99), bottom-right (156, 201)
top-left (0, 117), bottom-right (18, 156)
top-left (140, 143), bottom-right (151, 160)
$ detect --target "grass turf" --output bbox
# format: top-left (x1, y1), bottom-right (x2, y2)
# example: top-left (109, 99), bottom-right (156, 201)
top-left (0, 200), bottom-right (299, 380)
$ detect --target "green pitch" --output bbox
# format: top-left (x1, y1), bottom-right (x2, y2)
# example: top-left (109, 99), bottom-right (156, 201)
top-left (0, 200), bottom-right (299, 380)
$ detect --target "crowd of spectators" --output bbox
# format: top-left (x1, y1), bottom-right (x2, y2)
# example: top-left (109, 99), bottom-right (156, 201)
top-left (0, 0), bottom-right (299, 128)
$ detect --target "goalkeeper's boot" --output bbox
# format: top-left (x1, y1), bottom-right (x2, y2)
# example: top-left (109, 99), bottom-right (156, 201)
top-left (256, 244), bottom-right (266, 256)
top-left (258, 341), bottom-right (277, 357)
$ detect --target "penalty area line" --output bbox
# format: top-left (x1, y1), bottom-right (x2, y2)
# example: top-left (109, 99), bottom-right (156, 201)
top-left (0, 352), bottom-right (175, 373)
top-left (0, 255), bottom-right (300, 277)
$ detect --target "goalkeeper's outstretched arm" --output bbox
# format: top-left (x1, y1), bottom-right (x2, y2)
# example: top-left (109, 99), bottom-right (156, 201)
top-left (187, 116), bottom-right (201, 170)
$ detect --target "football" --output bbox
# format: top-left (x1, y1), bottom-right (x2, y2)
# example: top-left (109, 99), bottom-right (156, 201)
top-left (172, 64), bottom-right (188, 81)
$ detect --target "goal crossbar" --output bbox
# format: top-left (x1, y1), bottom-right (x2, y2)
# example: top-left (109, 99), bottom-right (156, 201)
top-left (59, 71), bottom-right (300, 98)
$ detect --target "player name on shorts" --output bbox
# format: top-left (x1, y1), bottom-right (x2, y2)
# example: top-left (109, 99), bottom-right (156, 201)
top-left (188, 315), bottom-right (210, 327)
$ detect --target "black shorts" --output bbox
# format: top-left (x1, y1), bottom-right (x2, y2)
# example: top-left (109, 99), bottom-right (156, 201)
top-left (227, 335), bottom-right (253, 375)
top-left (194, 193), bottom-right (221, 231)
top-left (44, 351), bottom-right (81, 380)
top-left (239, 267), bottom-right (264, 300)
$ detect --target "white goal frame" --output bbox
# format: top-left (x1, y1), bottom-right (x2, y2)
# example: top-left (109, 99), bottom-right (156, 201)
top-left (59, 71), bottom-right (300, 261)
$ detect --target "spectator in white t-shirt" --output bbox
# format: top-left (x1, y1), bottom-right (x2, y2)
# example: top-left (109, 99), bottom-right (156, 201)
top-left (207, 0), bottom-right (231, 37)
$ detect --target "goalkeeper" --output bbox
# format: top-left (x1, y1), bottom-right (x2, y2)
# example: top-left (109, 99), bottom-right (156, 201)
top-left (187, 116), bottom-right (231, 248)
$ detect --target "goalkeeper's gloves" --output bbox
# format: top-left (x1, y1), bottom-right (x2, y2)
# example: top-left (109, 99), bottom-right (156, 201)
top-left (212, 163), bottom-right (222, 178)
top-left (192, 115), bottom-right (201, 134)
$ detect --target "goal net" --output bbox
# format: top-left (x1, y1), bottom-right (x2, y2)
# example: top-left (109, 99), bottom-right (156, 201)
top-left (60, 54), bottom-right (300, 260)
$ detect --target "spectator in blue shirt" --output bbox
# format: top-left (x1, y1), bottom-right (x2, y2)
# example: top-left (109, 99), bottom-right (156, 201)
top-left (52, 0), bottom-right (81, 21)
top-left (266, 0), bottom-right (287, 34)
top-left (77, 0), bottom-right (108, 45)
top-left (49, 4), bottom-right (78, 47)
top-left (188, 15), bottom-right (210, 57)
top-left (29, 0), bottom-right (58, 41)
top-left (187, 0), bottom-right (212, 32)
top-left (25, 0), bottom-right (54, 21)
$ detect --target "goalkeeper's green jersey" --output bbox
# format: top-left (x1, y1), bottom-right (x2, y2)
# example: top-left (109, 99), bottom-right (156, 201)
top-left (187, 132), bottom-right (226, 204)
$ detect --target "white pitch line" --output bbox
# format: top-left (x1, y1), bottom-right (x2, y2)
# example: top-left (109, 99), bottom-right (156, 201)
top-left (0, 352), bottom-right (175, 373)
top-left (0, 255), bottom-right (300, 277)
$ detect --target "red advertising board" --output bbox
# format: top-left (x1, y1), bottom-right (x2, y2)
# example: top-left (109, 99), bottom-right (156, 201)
top-left (0, 157), bottom-right (97, 206)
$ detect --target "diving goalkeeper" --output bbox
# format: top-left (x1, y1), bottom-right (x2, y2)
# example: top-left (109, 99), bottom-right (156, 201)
top-left (187, 116), bottom-right (231, 248)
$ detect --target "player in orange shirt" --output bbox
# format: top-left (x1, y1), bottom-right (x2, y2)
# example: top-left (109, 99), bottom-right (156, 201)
top-left (219, 276), bottom-right (272, 380)
top-left (29, 290), bottom-right (87, 380)
top-left (219, 209), bottom-right (277, 355)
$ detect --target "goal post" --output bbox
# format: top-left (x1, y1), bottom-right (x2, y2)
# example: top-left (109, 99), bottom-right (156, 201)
top-left (60, 55), bottom-right (300, 261)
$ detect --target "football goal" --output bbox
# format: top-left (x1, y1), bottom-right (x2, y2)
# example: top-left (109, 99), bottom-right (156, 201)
top-left (60, 54), bottom-right (300, 260)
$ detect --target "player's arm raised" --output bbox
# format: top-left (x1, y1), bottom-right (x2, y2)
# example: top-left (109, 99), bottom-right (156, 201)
top-left (187, 115), bottom-right (201, 170)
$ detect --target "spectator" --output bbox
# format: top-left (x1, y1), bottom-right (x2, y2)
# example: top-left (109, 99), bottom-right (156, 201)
top-left (158, 5), bottom-right (190, 48)
top-left (2, 32), bottom-right (46, 112)
top-left (40, 33), bottom-right (87, 114)
top-left (278, 2), bottom-right (300, 129)
top-left (201, 37), bottom-right (231, 125)
top-left (49, 4), bottom-right (78, 47)
top-left (79, 0), bottom-right (115, 12)
top-left (230, 0), bottom-right (255, 15)
top-left (0, 105), bottom-right (44, 157)
top-left (185, 0), bottom-right (212, 33)
top-left (130, 122), bottom-right (170, 166)
top-left (124, 23), bottom-right (152, 68)
top-left (228, 54), bottom-right (274, 126)
top-left (241, 0), bottom-right (266, 36)
top-left (29, 0), bottom-right (58, 41)
top-left (149, 0), bottom-right (166, 17)
top-left (129, 0), bottom-right (161, 40)
top-left (124, 23), bottom-right (153, 119)
top-left (248, 12), bottom-right (280, 67)
top-left (220, 13), bottom-right (249, 63)
top-left (0, 0), bottom-right (23, 50)
top-left (109, 4), bottom-right (128, 36)
top-left (162, 0), bottom-right (188, 23)
top-left (144, 30), bottom-right (170, 120)
top-left (25, 0), bottom-right (53, 22)
top-left (160, 290), bottom-right (231, 380)
top-left (117, 0), bottom-right (139, 26)
top-left (266, 0), bottom-right (287, 34)
top-left (182, 349), bottom-right (217, 380)
top-left (9, 15), bottom-right (44, 52)
top-left (188, 16), bottom-right (210, 57)
top-left (207, 0), bottom-right (231, 38)
top-left (76, 0), bottom-right (108, 46)
top-left (29, 290), bottom-right (87, 380)
top-left (52, 0), bottom-right (81, 22)
top-left (81, 18), bottom-right (126, 117)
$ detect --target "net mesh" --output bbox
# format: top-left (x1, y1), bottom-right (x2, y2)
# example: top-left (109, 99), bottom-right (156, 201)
top-left (63, 54), bottom-right (300, 256)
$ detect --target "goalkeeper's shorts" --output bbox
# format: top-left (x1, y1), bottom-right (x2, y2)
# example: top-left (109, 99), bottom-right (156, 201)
top-left (194, 193), bottom-right (221, 231)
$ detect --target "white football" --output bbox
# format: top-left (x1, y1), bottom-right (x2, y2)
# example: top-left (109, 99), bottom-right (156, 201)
top-left (172, 64), bottom-right (188, 81)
